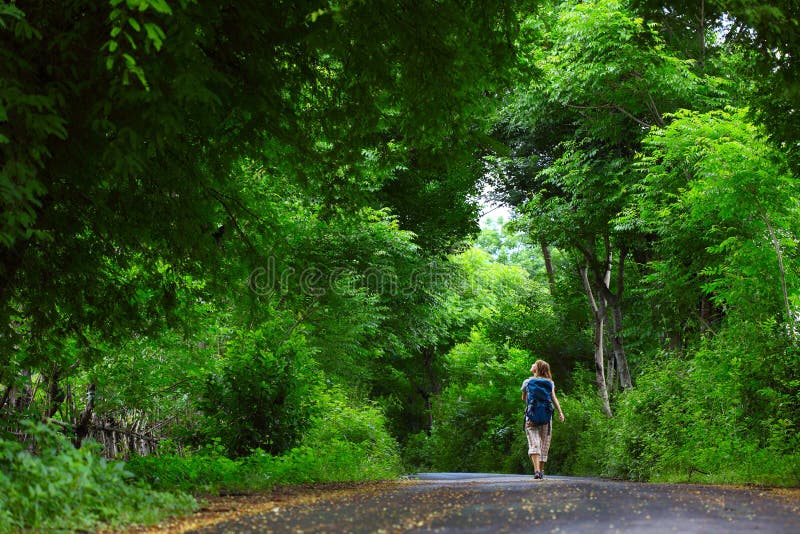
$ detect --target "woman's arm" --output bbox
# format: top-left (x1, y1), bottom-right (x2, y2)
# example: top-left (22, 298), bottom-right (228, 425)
top-left (552, 384), bottom-right (565, 422)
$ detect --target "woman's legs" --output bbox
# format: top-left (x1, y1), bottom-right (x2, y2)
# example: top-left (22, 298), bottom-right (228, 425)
top-left (539, 422), bottom-right (552, 477)
top-left (529, 453), bottom-right (540, 473)
top-left (525, 424), bottom-right (542, 477)
top-left (526, 423), bottom-right (552, 478)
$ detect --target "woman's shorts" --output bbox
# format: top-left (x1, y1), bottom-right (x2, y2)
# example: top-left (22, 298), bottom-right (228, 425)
top-left (525, 421), bottom-right (552, 462)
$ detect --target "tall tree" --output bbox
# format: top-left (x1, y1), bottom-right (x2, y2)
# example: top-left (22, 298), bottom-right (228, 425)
top-left (0, 0), bottom-right (525, 443)
top-left (633, 108), bottom-right (799, 329)
top-left (489, 0), bottom-right (703, 412)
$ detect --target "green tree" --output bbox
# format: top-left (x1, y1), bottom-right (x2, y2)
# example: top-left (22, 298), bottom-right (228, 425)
top-left (489, 0), bottom-right (705, 414)
top-left (633, 108), bottom-right (800, 329)
top-left (0, 0), bottom-right (524, 448)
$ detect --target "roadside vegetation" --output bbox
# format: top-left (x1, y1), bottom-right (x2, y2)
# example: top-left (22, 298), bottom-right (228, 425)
top-left (1, 0), bottom-right (799, 531)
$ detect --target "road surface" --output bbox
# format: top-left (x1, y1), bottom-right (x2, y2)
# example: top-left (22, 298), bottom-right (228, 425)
top-left (172, 473), bottom-right (800, 533)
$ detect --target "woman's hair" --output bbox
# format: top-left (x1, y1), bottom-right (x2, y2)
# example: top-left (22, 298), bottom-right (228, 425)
top-left (531, 359), bottom-right (552, 380)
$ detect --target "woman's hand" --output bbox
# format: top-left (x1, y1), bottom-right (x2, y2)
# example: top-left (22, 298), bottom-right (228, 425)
top-left (558, 413), bottom-right (565, 423)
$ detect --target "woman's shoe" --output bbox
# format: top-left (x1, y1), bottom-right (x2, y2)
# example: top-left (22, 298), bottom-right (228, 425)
top-left (534, 470), bottom-right (542, 479)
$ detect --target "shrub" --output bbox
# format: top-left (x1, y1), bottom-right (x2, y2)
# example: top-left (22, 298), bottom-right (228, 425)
top-left (547, 366), bottom-right (606, 476)
top-left (574, 320), bottom-right (800, 486)
top-left (301, 385), bottom-right (402, 479)
top-left (127, 383), bottom-right (403, 495)
top-left (426, 332), bottom-right (533, 473)
top-left (126, 442), bottom-right (242, 494)
top-left (0, 421), bottom-right (196, 533)
top-left (198, 326), bottom-right (317, 457)
top-left (402, 431), bottom-right (435, 472)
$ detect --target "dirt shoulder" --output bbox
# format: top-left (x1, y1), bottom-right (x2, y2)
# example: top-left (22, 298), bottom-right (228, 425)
top-left (113, 480), bottom-right (409, 533)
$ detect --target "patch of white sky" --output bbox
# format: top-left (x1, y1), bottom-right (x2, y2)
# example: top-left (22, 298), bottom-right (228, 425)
top-left (478, 185), bottom-right (514, 230)
top-left (477, 181), bottom-right (515, 229)
top-left (476, 194), bottom-right (534, 266)
top-left (479, 202), bottom-right (513, 229)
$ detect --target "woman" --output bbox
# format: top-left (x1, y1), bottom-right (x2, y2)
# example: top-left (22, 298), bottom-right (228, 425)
top-left (521, 359), bottom-right (564, 480)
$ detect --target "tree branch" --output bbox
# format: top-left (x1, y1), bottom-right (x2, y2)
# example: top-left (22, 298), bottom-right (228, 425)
top-left (613, 104), bottom-right (651, 128)
top-left (206, 187), bottom-right (261, 258)
top-left (580, 265), bottom-right (600, 315)
top-left (646, 93), bottom-right (665, 128)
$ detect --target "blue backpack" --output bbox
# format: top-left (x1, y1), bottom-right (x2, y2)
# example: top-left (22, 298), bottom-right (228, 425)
top-left (525, 378), bottom-right (554, 426)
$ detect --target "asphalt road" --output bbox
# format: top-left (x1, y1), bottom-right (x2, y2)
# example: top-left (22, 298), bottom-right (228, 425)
top-left (188, 473), bottom-right (800, 533)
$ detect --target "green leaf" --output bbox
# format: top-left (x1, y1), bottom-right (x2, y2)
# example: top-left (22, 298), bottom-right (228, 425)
top-left (148, 0), bottom-right (174, 15)
top-left (143, 22), bottom-right (165, 50)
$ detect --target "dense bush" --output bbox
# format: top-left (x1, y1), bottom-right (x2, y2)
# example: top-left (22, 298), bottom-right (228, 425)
top-left (0, 422), bottom-right (196, 533)
top-left (546, 366), bottom-right (605, 476)
top-left (423, 332), bottom-right (534, 474)
top-left (128, 383), bottom-right (402, 494)
top-left (198, 325), bottom-right (317, 457)
top-left (0, 378), bottom-right (402, 532)
top-left (302, 385), bottom-right (403, 478)
top-left (567, 321), bottom-right (800, 486)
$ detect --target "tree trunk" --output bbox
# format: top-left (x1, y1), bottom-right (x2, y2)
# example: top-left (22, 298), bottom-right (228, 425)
top-left (592, 310), bottom-right (613, 418)
top-left (0, 382), bottom-right (11, 412)
top-left (608, 301), bottom-right (632, 390)
top-left (604, 321), bottom-right (616, 394)
top-left (698, 0), bottom-right (706, 71)
top-left (45, 371), bottom-right (66, 419)
top-left (668, 331), bottom-right (683, 352)
top-left (74, 383), bottom-right (96, 448)
top-left (410, 346), bottom-right (439, 432)
top-left (581, 266), bottom-right (613, 418)
top-left (596, 243), bottom-right (632, 391)
top-left (761, 210), bottom-right (793, 328)
top-left (540, 239), bottom-right (557, 297)
top-left (14, 370), bottom-right (35, 413)
top-left (0, 239), bottom-right (29, 307)
top-left (699, 295), bottom-right (714, 332)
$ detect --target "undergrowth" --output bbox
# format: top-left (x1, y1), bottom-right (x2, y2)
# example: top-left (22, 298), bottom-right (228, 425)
top-left (564, 323), bottom-right (800, 487)
top-left (0, 390), bottom-right (403, 532)
top-left (0, 421), bottom-right (196, 534)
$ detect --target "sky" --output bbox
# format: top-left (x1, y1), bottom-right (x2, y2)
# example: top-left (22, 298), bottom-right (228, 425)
top-left (479, 202), bottom-right (513, 229)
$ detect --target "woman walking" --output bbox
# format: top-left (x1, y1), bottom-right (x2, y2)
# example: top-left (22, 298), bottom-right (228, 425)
top-left (521, 359), bottom-right (564, 479)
